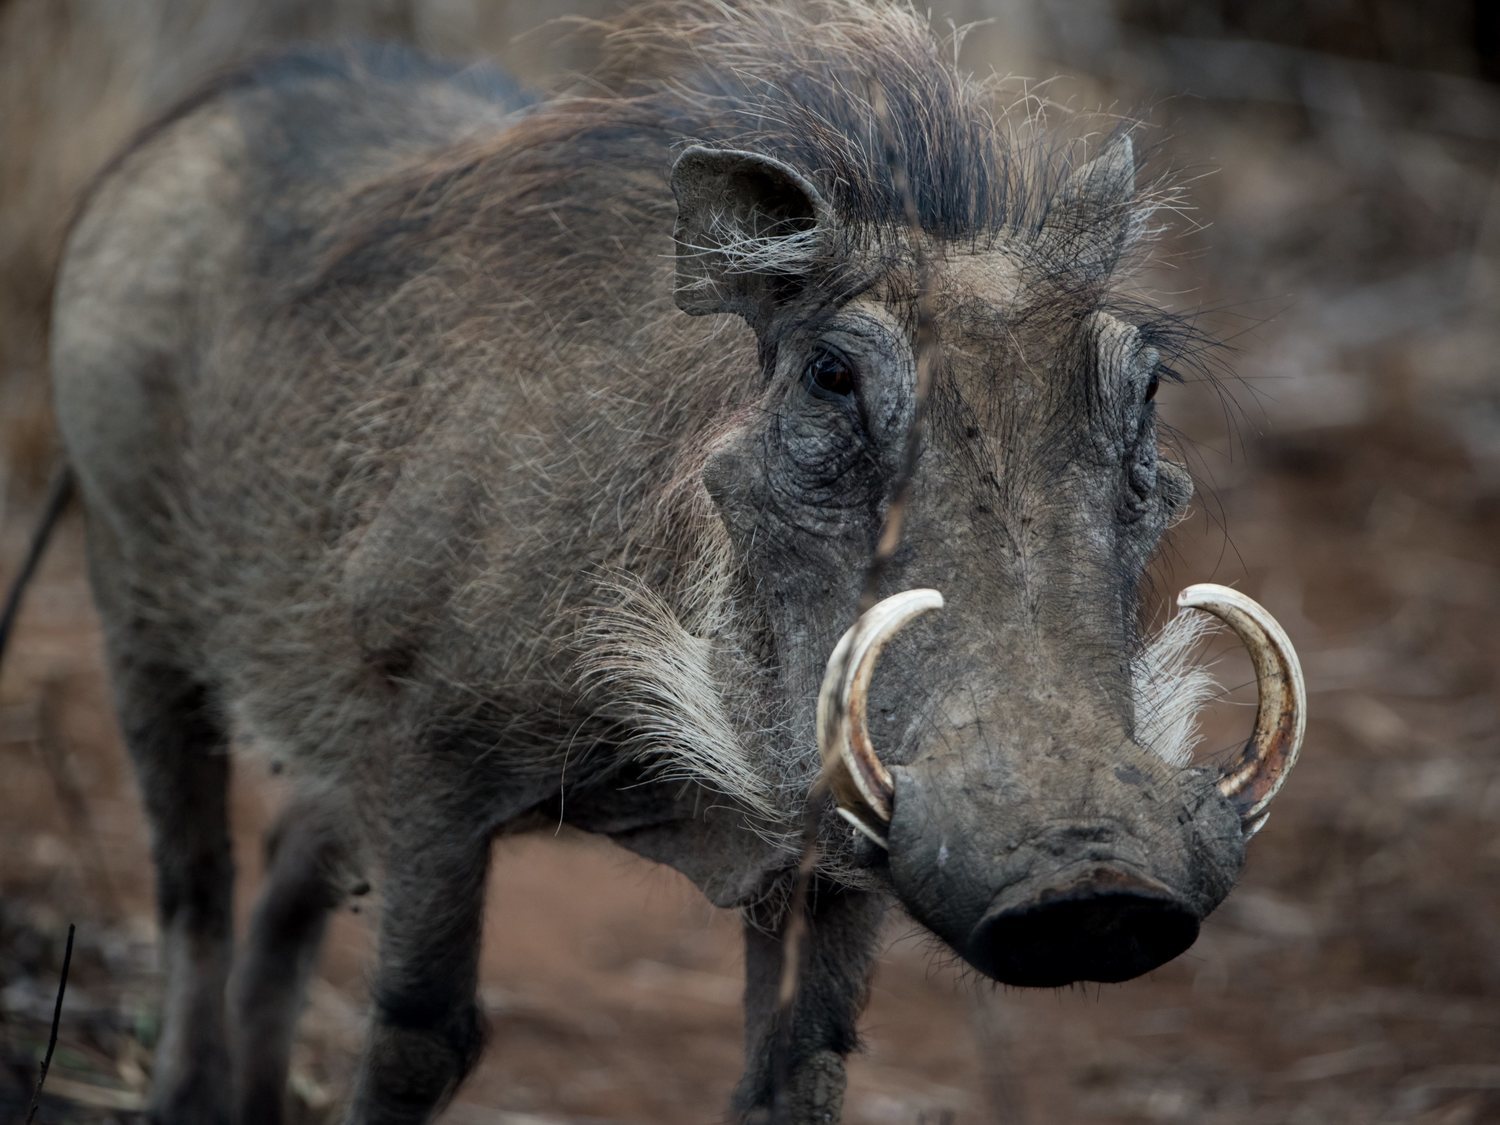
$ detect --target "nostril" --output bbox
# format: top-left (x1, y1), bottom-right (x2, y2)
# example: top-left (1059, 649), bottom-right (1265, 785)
top-left (965, 865), bottom-right (1200, 988)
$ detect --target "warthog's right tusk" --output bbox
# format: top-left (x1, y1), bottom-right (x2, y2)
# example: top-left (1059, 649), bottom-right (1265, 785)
top-left (1177, 583), bottom-right (1306, 837)
top-left (817, 589), bottom-right (945, 848)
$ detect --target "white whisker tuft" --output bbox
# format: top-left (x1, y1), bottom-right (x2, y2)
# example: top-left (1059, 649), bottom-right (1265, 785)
top-left (1133, 607), bottom-right (1220, 768)
top-left (575, 486), bottom-right (793, 838)
top-left (687, 211), bottom-right (824, 278)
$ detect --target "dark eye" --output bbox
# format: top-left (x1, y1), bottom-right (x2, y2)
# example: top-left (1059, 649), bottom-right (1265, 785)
top-left (803, 348), bottom-right (857, 401)
top-left (1144, 370), bottom-right (1160, 402)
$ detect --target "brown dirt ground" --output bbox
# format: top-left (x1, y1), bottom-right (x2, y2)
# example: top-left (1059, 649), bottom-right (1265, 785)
top-left (2, 2), bottom-right (1498, 1123)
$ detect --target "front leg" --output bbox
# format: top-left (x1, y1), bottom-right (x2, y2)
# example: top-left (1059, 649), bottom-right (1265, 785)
top-left (344, 768), bottom-right (493, 1125)
top-left (733, 880), bottom-right (886, 1124)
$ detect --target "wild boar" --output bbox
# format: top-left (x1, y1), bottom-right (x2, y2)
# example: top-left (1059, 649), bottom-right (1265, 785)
top-left (26, 2), bottom-right (1305, 1122)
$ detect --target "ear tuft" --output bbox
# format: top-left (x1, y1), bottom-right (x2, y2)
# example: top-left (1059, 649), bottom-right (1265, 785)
top-left (670, 146), bottom-right (833, 319)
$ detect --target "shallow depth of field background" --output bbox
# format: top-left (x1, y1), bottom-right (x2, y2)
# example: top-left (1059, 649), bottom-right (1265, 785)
top-left (1, 1), bottom-right (1497, 1122)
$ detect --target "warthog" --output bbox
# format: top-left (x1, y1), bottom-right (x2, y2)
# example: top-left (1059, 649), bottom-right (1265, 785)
top-left (22, 1), bottom-right (1305, 1122)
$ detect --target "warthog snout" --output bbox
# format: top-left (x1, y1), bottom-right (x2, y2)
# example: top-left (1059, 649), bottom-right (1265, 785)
top-left (819, 586), bottom-right (1306, 987)
top-left (883, 748), bottom-right (1241, 988)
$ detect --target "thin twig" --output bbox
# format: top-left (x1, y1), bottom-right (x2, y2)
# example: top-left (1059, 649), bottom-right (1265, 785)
top-left (0, 465), bottom-right (74, 660)
top-left (26, 922), bottom-right (76, 1125)
top-left (768, 778), bottom-right (830, 1122)
top-left (855, 85), bottom-right (941, 617)
top-left (770, 78), bottom-right (941, 1123)
top-left (970, 994), bottom-right (1027, 1123)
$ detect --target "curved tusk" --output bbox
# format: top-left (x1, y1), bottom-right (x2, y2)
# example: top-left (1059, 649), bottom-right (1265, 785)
top-left (817, 589), bottom-right (944, 847)
top-left (1177, 583), bottom-right (1306, 836)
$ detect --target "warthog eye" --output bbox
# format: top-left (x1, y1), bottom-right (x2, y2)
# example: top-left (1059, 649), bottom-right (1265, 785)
top-left (803, 347), bottom-right (857, 401)
top-left (1145, 370), bottom-right (1161, 402)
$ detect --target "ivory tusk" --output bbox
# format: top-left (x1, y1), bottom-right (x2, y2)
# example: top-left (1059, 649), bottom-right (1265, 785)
top-left (817, 589), bottom-right (945, 847)
top-left (1177, 583), bottom-right (1306, 834)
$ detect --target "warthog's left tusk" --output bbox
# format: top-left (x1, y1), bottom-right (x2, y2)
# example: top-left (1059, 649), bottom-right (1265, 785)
top-left (817, 589), bottom-right (945, 848)
top-left (1177, 583), bottom-right (1306, 837)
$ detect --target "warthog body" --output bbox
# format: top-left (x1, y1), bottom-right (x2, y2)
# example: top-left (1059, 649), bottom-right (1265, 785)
top-left (43, 3), bottom-right (1300, 1122)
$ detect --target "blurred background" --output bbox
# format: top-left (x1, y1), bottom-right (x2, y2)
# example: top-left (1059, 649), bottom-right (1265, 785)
top-left (1, 1), bottom-right (1496, 1121)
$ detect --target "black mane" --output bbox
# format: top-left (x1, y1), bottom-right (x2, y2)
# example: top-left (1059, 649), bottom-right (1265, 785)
top-left (593, 0), bottom-right (1099, 245)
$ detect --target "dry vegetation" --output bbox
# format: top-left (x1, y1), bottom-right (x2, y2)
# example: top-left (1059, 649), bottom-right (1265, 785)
top-left (2, 1), bottom-right (1498, 1122)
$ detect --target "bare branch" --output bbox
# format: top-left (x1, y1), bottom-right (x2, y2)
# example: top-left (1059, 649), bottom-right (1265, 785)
top-left (26, 922), bottom-right (75, 1125)
top-left (770, 72), bottom-right (942, 1125)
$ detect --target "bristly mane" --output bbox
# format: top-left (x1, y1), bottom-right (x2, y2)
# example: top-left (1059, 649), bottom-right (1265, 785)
top-left (311, 0), bottom-right (1178, 312)
top-left (575, 0), bottom-right (1092, 247)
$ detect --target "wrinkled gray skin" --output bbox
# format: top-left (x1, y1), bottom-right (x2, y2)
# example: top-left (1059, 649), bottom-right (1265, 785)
top-left (51, 37), bottom-right (1245, 1125)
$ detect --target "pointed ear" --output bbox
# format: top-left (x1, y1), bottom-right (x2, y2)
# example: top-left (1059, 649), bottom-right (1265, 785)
top-left (1041, 135), bottom-right (1139, 274)
top-left (670, 146), bottom-right (834, 319)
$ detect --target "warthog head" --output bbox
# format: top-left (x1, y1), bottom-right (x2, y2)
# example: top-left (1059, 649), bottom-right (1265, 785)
top-left (571, 2), bottom-right (1305, 992)
top-left (660, 128), bottom-right (1304, 986)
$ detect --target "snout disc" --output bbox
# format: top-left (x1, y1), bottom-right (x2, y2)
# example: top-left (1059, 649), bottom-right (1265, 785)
top-left (966, 864), bottom-right (1200, 988)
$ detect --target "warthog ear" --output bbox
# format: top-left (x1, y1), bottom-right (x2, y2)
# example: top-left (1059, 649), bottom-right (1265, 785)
top-left (1040, 135), bottom-right (1138, 276)
top-left (670, 145), bottom-right (834, 319)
